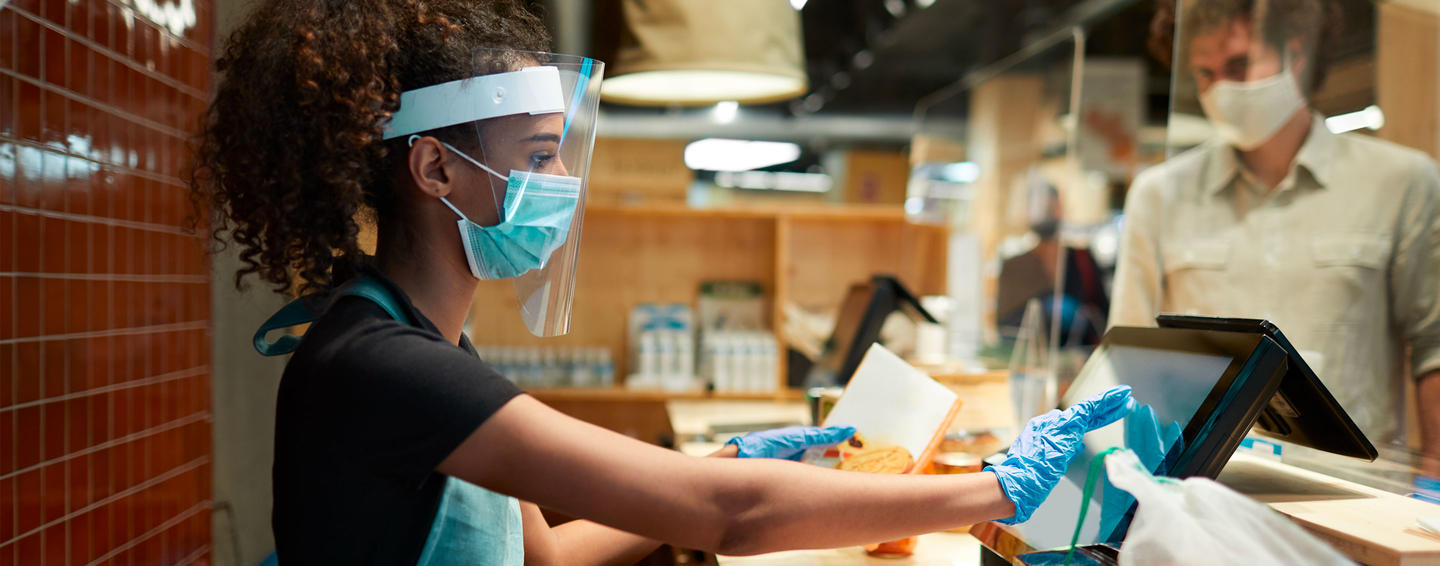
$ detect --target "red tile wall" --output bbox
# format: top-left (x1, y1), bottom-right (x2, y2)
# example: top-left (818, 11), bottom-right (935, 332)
top-left (1, 0), bottom-right (215, 564)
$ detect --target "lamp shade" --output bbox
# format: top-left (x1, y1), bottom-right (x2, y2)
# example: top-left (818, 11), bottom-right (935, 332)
top-left (601, 0), bottom-right (809, 106)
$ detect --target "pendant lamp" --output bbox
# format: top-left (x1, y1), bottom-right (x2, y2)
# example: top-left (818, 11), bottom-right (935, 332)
top-left (601, 0), bottom-right (809, 106)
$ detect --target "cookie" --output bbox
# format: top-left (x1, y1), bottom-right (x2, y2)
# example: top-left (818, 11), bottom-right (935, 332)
top-left (836, 445), bottom-right (914, 474)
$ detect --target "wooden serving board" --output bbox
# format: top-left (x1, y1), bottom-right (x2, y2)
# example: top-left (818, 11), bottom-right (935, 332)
top-left (1218, 454), bottom-right (1440, 566)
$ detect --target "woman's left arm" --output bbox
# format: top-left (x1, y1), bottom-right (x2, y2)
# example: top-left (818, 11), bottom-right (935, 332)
top-left (520, 445), bottom-right (742, 566)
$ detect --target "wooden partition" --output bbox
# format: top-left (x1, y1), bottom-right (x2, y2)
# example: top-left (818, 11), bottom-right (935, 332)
top-left (466, 203), bottom-right (949, 397)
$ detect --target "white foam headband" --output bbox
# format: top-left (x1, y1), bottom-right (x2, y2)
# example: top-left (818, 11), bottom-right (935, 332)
top-left (382, 66), bottom-right (566, 140)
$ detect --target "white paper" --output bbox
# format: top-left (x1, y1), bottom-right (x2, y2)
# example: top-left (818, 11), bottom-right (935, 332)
top-left (807, 343), bottom-right (959, 462)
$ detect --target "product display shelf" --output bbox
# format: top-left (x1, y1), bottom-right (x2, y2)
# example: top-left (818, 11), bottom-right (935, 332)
top-left (464, 202), bottom-right (950, 401)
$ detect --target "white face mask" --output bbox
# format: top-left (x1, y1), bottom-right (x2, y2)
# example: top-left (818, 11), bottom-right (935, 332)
top-left (1199, 66), bottom-right (1306, 151)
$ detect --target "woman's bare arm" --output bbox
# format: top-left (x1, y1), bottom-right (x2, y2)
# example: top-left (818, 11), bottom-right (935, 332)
top-left (520, 502), bottom-right (665, 566)
top-left (439, 395), bottom-right (1012, 556)
top-left (519, 444), bottom-right (742, 566)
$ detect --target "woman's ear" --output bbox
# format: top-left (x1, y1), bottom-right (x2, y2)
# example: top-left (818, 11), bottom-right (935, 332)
top-left (407, 136), bottom-right (455, 199)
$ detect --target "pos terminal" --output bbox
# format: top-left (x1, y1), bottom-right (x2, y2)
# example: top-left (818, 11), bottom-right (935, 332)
top-left (1009, 314), bottom-right (1376, 551)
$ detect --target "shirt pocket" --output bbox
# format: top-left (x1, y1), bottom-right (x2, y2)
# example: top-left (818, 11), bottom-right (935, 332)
top-left (1308, 234), bottom-right (1391, 323)
top-left (1163, 240), bottom-right (1230, 272)
top-left (1161, 240), bottom-right (1231, 315)
top-left (1311, 234), bottom-right (1390, 269)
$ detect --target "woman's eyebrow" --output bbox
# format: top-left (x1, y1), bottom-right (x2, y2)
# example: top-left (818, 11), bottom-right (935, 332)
top-left (524, 133), bottom-right (561, 143)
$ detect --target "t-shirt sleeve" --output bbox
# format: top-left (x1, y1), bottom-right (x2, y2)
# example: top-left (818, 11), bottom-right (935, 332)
top-left (326, 320), bottom-right (523, 486)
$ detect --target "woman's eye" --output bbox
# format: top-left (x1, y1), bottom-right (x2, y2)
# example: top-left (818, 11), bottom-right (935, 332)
top-left (530, 154), bottom-right (556, 168)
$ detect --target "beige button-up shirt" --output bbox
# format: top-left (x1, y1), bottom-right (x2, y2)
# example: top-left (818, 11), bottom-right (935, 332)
top-left (1110, 115), bottom-right (1440, 443)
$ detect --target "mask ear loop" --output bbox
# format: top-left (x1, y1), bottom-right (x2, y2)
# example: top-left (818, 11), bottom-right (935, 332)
top-left (469, 123), bottom-right (520, 222)
top-left (408, 135), bottom-right (490, 223)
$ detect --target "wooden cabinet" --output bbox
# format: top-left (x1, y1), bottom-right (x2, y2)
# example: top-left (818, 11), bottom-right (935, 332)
top-left (465, 202), bottom-right (949, 398)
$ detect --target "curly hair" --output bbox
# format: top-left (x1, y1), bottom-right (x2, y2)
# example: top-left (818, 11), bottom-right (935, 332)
top-left (190, 0), bottom-right (550, 294)
top-left (1147, 0), bottom-right (1345, 95)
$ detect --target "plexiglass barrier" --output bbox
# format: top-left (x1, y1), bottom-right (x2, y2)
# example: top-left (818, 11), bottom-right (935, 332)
top-left (1110, 0), bottom-right (1440, 494)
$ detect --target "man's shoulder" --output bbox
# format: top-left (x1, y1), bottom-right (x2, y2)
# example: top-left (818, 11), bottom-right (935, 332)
top-left (1335, 133), bottom-right (1440, 183)
top-left (1129, 143), bottom-right (1215, 200)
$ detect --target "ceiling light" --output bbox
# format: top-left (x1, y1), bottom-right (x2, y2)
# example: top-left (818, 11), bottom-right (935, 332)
top-left (602, 0), bottom-right (809, 106)
top-left (884, 0), bottom-right (907, 17)
top-left (712, 101), bottom-right (739, 124)
top-left (790, 0), bottom-right (808, 9)
top-left (916, 0), bottom-right (936, 7)
top-left (852, 50), bottom-right (875, 70)
top-left (716, 170), bottom-right (833, 192)
top-left (939, 161), bottom-right (980, 183)
top-left (1325, 105), bottom-right (1385, 134)
top-left (684, 138), bottom-right (802, 172)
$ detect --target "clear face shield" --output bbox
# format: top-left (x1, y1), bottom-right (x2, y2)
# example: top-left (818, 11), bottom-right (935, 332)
top-left (383, 48), bottom-right (605, 337)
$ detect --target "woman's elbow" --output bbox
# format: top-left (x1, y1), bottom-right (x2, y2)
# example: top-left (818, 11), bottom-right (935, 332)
top-left (709, 478), bottom-right (781, 556)
top-left (713, 511), bottom-right (772, 557)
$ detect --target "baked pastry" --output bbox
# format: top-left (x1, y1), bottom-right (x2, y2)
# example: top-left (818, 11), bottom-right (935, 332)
top-left (837, 445), bottom-right (914, 474)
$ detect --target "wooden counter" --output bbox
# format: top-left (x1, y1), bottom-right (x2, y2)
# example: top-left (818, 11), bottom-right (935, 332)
top-left (717, 532), bottom-right (983, 566)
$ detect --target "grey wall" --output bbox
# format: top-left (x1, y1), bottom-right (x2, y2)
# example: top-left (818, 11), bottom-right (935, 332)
top-left (209, 1), bottom-right (286, 565)
top-left (210, 244), bottom-right (287, 566)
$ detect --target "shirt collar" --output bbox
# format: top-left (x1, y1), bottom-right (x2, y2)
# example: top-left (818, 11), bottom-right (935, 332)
top-left (1202, 112), bottom-right (1335, 196)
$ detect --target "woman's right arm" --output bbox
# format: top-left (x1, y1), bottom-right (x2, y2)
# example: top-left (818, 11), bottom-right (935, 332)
top-left (437, 394), bottom-right (1014, 556)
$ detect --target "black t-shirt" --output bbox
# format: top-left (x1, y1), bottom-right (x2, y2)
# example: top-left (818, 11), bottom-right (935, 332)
top-left (272, 271), bottom-right (522, 564)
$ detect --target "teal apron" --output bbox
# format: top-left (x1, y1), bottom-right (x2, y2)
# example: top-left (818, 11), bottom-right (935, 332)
top-left (256, 276), bottom-right (524, 565)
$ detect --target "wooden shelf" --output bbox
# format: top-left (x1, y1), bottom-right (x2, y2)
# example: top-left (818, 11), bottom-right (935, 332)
top-left (526, 387), bottom-right (806, 403)
top-left (466, 202), bottom-right (949, 394)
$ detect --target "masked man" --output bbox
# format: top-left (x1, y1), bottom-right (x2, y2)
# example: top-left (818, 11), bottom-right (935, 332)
top-left (1110, 0), bottom-right (1440, 464)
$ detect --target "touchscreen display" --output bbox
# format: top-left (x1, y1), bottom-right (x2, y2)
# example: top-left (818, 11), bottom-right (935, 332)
top-left (1010, 344), bottom-right (1234, 549)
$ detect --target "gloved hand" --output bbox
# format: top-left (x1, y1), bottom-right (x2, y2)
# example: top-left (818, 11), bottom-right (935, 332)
top-left (1124, 399), bottom-right (1183, 472)
top-left (726, 426), bottom-right (857, 461)
top-left (987, 385), bottom-right (1133, 524)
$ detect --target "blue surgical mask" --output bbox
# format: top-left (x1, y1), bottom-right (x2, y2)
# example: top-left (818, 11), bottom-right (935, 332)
top-left (426, 138), bottom-right (582, 280)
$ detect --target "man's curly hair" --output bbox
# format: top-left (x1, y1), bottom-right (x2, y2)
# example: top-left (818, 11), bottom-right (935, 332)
top-left (1148, 0), bottom-right (1345, 95)
top-left (190, 0), bottom-right (550, 294)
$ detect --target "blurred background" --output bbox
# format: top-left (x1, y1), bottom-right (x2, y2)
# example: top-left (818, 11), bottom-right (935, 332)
top-left (3, 0), bottom-right (1435, 564)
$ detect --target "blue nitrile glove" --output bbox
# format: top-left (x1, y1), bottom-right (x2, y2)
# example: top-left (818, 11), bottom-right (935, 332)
top-left (987, 385), bottom-right (1133, 524)
top-left (726, 426), bottom-right (858, 461)
top-left (1123, 400), bottom-right (1183, 473)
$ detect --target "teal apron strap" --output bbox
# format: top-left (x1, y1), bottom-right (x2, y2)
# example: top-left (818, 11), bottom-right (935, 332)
top-left (252, 275), bottom-right (411, 356)
top-left (253, 294), bottom-right (329, 356)
top-left (338, 277), bottom-right (413, 326)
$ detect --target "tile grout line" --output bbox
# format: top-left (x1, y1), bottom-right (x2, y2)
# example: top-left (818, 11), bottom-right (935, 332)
top-left (173, 543), bottom-right (211, 566)
top-left (0, 272), bottom-right (209, 284)
top-left (0, 456), bottom-right (210, 548)
top-left (0, 319), bottom-right (209, 345)
top-left (96, 0), bottom-right (213, 56)
top-left (0, 410), bottom-right (211, 482)
top-left (86, 501), bottom-right (210, 566)
top-left (3, 136), bottom-right (192, 188)
top-left (0, 365), bottom-right (207, 415)
top-left (0, 204), bottom-right (201, 238)
top-left (7, 5), bottom-right (209, 100)
top-left (0, 68), bottom-right (191, 140)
